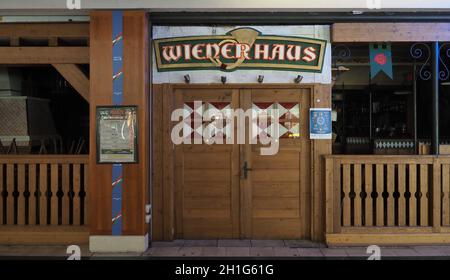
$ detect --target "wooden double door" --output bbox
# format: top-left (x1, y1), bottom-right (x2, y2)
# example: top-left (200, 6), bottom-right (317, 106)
top-left (173, 86), bottom-right (311, 239)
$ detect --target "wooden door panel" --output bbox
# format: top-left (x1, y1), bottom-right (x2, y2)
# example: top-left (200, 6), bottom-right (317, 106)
top-left (174, 88), bottom-right (240, 239)
top-left (243, 87), bottom-right (311, 239)
top-left (253, 153), bottom-right (300, 169)
top-left (252, 219), bottom-right (302, 239)
top-left (172, 86), bottom-right (311, 239)
top-left (182, 148), bottom-right (236, 239)
top-left (184, 152), bottom-right (230, 168)
top-left (252, 182), bottom-right (300, 197)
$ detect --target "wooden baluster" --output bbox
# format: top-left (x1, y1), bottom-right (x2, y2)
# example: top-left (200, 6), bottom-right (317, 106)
top-left (325, 158), bottom-right (334, 233)
top-left (50, 164), bottom-right (58, 225)
top-left (433, 159), bottom-right (441, 232)
top-left (62, 164), bottom-right (70, 225)
top-left (84, 164), bottom-right (88, 225)
top-left (29, 164), bottom-right (37, 225)
top-left (39, 164), bottom-right (48, 225)
top-left (365, 164), bottom-right (373, 226)
top-left (17, 164), bottom-right (25, 225)
top-left (387, 164), bottom-right (395, 226)
top-left (6, 164), bottom-right (14, 225)
top-left (409, 164), bottom-right (417, 226)
top-left (353, 164), bottom-right (362, 226)
top-left (334, 160), bottom-right (342, 232)
top-left (342, 164), bottom-right (351, 226)
top-left (73, 164), bottom-right (81, 225)
top-left (376, 164), bottom-right (384, 226)
top-left (398, 164), bottom-right (407, 226)
top-left (443, 164), bottom-right (450, 227)
top-left (420, 164), bottom-right (429, 226)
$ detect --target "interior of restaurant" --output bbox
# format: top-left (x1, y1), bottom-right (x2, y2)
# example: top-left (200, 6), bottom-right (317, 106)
top-left (0, 66), bottom-right (89, 154)
top-left (331, 43), bottom-right (450, 155)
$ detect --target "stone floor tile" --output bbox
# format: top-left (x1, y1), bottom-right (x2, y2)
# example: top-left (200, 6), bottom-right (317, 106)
top-left (345, 247), bottom-right (370, 258)
top-left (273, 247), bottom-right (299, 257)
top-left (225, 247), bottom-right (250, 257)
top-left (285, 240), bottom-right (325, 248)
top-left (296, 248), bottom-right (324, 257)
top-left (251, 240), bottom-right (285, 247)
top-left (376, 248), bottom-right (400, 257)
top-left (320, 248), bottom-right (349, 257)
top-left (218, 239), bottom-right (251, 247)
top-left (151, 240), bottom-right (185, 247)
top-left (178, 247), bottom-right (203, 257)
top-left (21, 246), bottom-right (67, 257)
top-left (201, 247), bottom-right (227, 257)
top-left (412, 246), bottom-right (450, 257)
top-left (392, 248), bottom-right (421, 257)
top-left (91, 252), bottom-right (143, 258)
top-left (184, 240), bottom-right (218, 247)
top-left (145, 246), bottom-right (182, 256)
top-left (250, 247), bottom-right (275, 257)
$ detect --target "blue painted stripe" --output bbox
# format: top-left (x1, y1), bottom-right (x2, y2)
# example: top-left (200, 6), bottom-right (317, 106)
top-left (112, 164), bottom-right (123, 235)
top-left (111, 10), bottom-right (123, 236)
top-left (112, 10), bottom-right (124, 106)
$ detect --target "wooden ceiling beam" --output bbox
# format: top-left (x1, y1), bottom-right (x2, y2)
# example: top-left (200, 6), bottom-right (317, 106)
top-left (332, 23), bottom-right (450, 42)
top-left (0, 47), bottom-right (89, 64)
top-left (0, 23), bottom-right (89, 39)
top-left (52, 63), bottom-right (89, 102)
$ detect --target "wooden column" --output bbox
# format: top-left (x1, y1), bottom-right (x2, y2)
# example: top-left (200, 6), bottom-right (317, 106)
top-left (122, 11), bottom-right (150, 236)
top-left (89, 11), bottom-right (113, 235)
top-left (89, 11), bottom-right (149, 238)
top-left (311, 84), bottom-right (332, 241)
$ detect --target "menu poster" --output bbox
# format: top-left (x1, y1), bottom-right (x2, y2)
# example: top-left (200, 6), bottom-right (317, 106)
top-left (310, 108), bottom-right (332, 140)
top-left (96, 106), bottom-right (138, 163)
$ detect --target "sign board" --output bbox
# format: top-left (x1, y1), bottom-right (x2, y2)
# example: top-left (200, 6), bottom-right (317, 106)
top-left (310, 108), bottom-right (332, 139)
top-left (154, 27), bottom-right (326, 72)
top-left (96, 106), bottom-right (138, 163)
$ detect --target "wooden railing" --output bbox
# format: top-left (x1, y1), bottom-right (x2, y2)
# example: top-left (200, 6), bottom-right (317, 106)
top-left (325, 155), bottom-right (450, 246)
top-left (0, 155), bottom-right (89, 244)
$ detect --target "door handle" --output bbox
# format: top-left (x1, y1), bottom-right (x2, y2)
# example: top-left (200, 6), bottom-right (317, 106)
top-left (242, 161), bottom-right (252, 179)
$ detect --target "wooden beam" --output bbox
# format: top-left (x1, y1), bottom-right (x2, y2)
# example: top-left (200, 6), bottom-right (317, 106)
top-left (332, 23), bottom-right (450, 42)
top-left (152, 84), bottom-right (164, 241)
top-left (162, 84), bottom-right (175, 241)
top-left (0, 47), bottom-right (89, 64)
top-left (122, 11), bottom-right (150, 236)
top-left (311, 84), bottom-right (332, 242)
top-left (52, 64), bottom-right (89, 102)
top-left (0, 226), bottom-right (89, 245)
top-left (327, 233), bottom-right (450, 246)
top-left (0, 23), bottom-right (89, 39)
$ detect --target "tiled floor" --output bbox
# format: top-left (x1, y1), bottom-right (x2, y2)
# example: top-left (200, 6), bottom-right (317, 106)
top-left (2, 241), bottom-right (450, 259)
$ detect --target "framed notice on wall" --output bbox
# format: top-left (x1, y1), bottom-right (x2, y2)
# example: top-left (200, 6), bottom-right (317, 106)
top-left (310, 108), bottom-right (332, 140)
top-left (96, 106), bottom-right (138, 164)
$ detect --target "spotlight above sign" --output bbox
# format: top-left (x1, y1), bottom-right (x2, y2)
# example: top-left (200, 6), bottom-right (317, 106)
top-left (154, 27), bottom-right (327, 73)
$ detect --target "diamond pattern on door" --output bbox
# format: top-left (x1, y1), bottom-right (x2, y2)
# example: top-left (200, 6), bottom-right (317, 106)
top-left (252, 102), bottom-right (300, 139)
top-left (183, 102), bottom-right (232, 141)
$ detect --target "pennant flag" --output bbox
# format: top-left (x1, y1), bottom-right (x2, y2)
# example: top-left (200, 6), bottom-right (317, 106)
top-left (370, 43), bottom-right (393, 79)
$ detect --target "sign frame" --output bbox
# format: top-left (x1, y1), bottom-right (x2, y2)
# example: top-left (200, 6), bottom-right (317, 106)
top-left (309, 108), bottom-right (332, 140)
top-left (96, 105), bottom-right (139, 164)
top-left (154, 27), bottom-right (327, 73)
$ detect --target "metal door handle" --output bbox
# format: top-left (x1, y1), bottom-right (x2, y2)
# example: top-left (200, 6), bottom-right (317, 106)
top-left (243, 161), bottom-right (252, 179)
